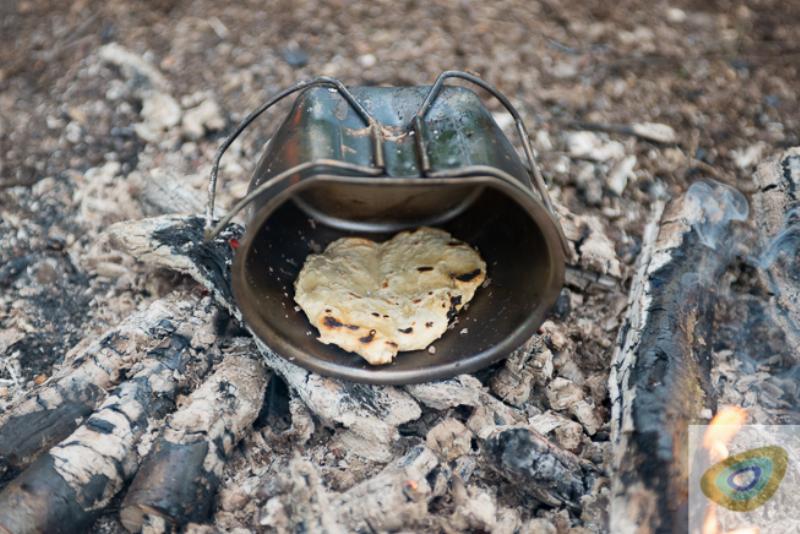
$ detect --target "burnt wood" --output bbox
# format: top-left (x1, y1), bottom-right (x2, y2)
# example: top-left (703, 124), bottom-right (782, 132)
top-left (0, 295), bottom-right (206, 480)
top-left (120, 351), bottom-right (268, 532)
top-left (608, 183), bottom-right (748, 533)
top-left (0, 293), bottom-right (220, 534)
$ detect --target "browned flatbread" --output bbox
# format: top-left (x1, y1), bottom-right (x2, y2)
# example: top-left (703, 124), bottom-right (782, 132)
top-left (293, 227), bottom-right (486, 365)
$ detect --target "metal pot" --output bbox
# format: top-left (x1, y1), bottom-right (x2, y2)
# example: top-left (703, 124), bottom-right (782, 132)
top-left (206, 71), bottom-right (567, 384)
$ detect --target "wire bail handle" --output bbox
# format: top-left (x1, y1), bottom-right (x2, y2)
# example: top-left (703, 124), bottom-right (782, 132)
top-left (204, 71), bottom-right (560, 241)
top-left (412, 70), bottom-right (556, 216)
top-left (204, 77), bottom-right (385, 239)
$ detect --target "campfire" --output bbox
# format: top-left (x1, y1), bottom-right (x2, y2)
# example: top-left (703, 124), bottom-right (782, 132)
top-left (1, 42), bottom-right (799, 533)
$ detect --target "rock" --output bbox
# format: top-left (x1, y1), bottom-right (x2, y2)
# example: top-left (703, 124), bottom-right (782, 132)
top-left (182, 99), bottom-right (225, 140)
top-left (575, 162), bottom-right (603, 205)
top-left (357, 53), bottom-right (376, 68)
top-left (731, 142), bottom-right (766, 169)
top-left (666, 7), bottom-right (687, 23)
top-left (606, 155), bottom-right (636, 196)
top-left (98, 42), bottom-right (171, 93)
top-left (630, 122), bottom-right (676, 144)
top-left (566, 131), bottom-right (625, 162)
top-left (535, 130), bottom-right (553, 151)
top-left (140, 92), bottom-right (182, 132)
top-left (545, 377), bottom-right (584, 411)
top-left (65, 121), bottom-right (82, 144)
top-left (280, 46), bottom-right (309, 68)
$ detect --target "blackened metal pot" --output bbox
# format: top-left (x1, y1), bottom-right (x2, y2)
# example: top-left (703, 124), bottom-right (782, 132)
top-left (206, 71), bottom-right (567, 384)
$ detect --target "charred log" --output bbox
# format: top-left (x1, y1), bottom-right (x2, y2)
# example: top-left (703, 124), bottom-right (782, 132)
top-left (103, 215), bottom-right (422, 462)
top-left (331, 445), bottom-right (439, 531)
top-left (484, 427), bottom-right (595, 509)
top-left (407, 374), bottom-right (595, 509)
top-left (120, 347), bottom-right (268, 532)
top-left (0, 294), bottom-right (221, 534)
top-left (752, 147), bottom-right (800, 348)
top-left (0, 293), bottom-right (214, 480)
top-left (608, 181), bottom-right (748, 533)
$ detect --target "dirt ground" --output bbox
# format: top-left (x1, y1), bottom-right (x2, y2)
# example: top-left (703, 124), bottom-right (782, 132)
top-left (1, 0), bottom-right (799, 532)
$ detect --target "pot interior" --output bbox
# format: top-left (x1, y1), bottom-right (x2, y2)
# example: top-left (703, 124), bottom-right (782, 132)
top-left (234, 180), bottom-right (563, 384)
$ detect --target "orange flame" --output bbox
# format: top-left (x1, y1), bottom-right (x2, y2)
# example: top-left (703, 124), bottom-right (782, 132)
top-left (701, 406), bottom-right (753, 534)
top-left (703, 406), bottom-right (748, 462)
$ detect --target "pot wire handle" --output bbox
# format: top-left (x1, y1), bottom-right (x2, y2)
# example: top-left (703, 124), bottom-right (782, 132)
top-left (413, 71), bottom-right (556, 217)
top-left (205, 77), bottom-right (385, 238)
top-left (205, 160), bottom-right (382, 240)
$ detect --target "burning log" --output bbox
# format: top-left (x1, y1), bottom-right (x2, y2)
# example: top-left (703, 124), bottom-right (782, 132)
top-left (102, 215), bottom-right (422, 462)
top-left (0, 293), bottom-right (214, 480)
top-left (608, 181), bottom-right (748, 533)
top-left (752, 147), bottom-right (800, 347)
top-left (331, 445), bottom-right (439, 531)
top-left (0, 300), bottom-right (221, 534)
top-left (120, 347), bottom-right (268, 532)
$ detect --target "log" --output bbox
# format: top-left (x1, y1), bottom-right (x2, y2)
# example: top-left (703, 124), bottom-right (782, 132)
top-left (103, 215), bottom-right (422, 462)
top-left (608, 180), bottom-right (748, 533)
top-left (120, 346), bottom-right (268, 532)
top-left (0, 293), bottom-right (214, 480)
top-left (259, 445), bottom-right (440, 533)
top-left (0, 293), bottom-right (222, 534)
top-left (752, 147), bottom-right (800, 348)
top-left (406, 375), bottom-right (596, 509)
top-left (331, 445), bottom-right (439, 531)
top-left (484, 426), bottom-right (596, 509)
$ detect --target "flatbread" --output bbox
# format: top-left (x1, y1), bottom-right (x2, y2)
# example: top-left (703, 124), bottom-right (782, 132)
top-left (293, 227), bottom-right (486, 365)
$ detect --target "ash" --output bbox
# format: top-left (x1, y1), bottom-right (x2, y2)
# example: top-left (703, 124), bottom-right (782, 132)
top-left (2, 1), bottom-right (799, 532)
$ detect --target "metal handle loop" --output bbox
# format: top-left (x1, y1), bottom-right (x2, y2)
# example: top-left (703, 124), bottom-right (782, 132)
top-left (204, 160), bottom-right (383, 240)
top-left (205, 77), bottom-right (385, 234)
top-left (413, 70), bottom-right (556, 216)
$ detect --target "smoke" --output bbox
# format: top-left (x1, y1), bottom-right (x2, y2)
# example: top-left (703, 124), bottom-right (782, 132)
top-left (701, 180), bottom-right (800, 423)
top-left (685, 180), bottom-right (749, 251)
